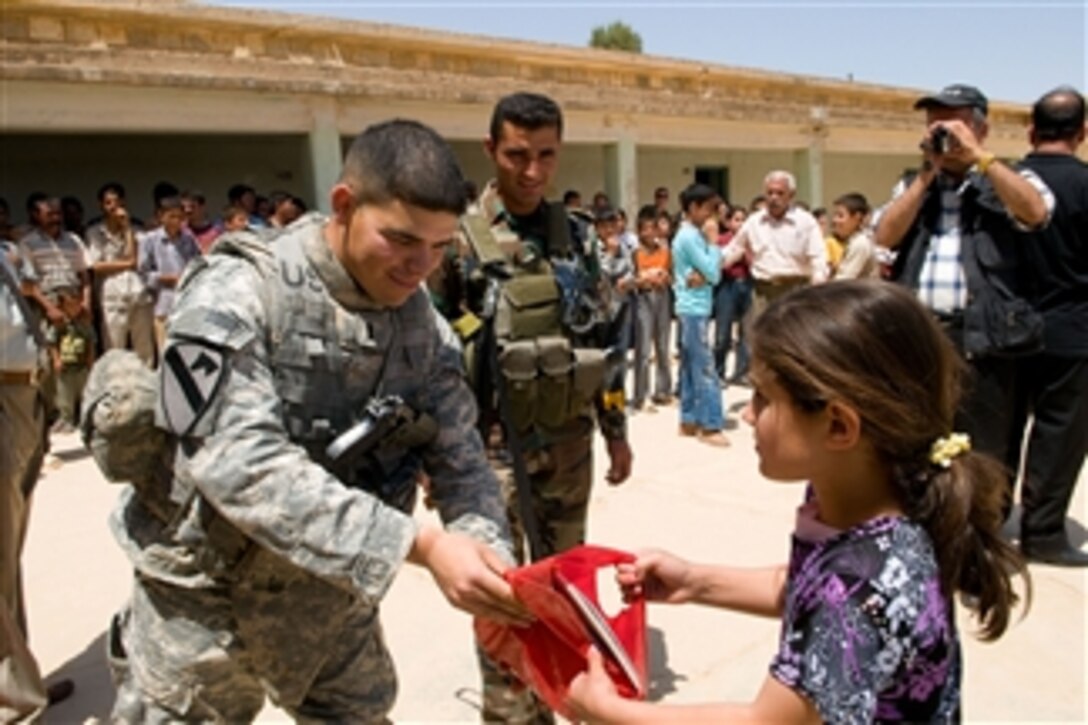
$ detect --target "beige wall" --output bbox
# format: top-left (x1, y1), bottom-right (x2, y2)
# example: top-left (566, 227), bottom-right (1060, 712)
top-left (824, 153), bottom-right (919, 209)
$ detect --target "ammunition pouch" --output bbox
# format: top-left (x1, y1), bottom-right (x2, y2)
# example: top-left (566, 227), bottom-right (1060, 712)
top-left (495, 274), bottom-right (562, 341)
top-left (497, 336), bottom-right (606, 434)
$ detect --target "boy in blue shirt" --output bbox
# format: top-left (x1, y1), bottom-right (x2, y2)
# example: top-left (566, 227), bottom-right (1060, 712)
top-left (671, 184), bottom-right (728, 446)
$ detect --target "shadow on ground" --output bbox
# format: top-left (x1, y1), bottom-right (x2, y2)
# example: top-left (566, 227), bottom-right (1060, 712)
top-left (45, 631), bottom-right (114, 722)
top-left (646, 625), bottom-right (685, 701)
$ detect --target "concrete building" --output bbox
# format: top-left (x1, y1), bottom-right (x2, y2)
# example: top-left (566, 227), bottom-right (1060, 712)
top-left (2, 0), bottom-right (1039, 222)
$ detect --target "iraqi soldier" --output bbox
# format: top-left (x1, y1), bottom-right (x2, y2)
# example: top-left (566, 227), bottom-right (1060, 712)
top-left (103, 120), bottom-right (528, 722)
top-left (456, 92), bottom-right (634, 722)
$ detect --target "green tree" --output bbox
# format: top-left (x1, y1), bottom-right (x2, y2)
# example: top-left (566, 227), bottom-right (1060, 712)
top-left (589, 21), bottom-right (642, 53)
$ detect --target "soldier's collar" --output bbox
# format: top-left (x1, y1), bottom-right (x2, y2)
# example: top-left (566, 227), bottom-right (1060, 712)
top-left (304, 224), bottom-right (384, 311)
top-left (478, 180), bottom-right (547, 228)
top-left (477, 180), bottom-right (507, 225)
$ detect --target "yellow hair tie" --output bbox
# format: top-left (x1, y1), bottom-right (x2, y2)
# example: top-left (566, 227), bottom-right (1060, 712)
top-left (929, 433), bottom-right (971, 468)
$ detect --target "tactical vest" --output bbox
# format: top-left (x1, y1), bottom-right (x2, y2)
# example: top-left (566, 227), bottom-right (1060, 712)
top-left (82, 222), bottom-right (435, 517)
top-left (460, 204), bottom-right (610, 435)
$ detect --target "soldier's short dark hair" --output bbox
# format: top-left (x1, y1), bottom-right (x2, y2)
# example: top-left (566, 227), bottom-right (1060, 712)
top-left (679, 183), bottom-right (718, 212)
top-left (98, 182), bottom-right (126, 202)
top-left (1032, 86), bottom-right (1086, 143)
top-left (563, 189), bottom-right (581, 205)
top-left (489, 93), bottom-right (563, 144)
top-left (340, 119), bottom-right (468, 215)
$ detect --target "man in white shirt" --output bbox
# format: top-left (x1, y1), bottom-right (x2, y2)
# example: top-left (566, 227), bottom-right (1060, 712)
top-left (722, 170), bottom-right (827, 320)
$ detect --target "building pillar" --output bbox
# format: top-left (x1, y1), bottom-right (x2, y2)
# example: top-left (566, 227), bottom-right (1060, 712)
top-left (795, 107), bottom-right (828, 209)
top-left (307, 99), bottom-right (342, 214)
top-left (603, 135), bottom-right (638, 219)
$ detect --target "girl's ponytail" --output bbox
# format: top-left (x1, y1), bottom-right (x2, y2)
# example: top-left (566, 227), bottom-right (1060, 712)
top-left (895, 442), bottom-right (1030, 641)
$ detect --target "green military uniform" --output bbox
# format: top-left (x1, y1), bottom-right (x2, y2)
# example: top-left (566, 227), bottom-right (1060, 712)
top-left (457, 182), bottom-right (627, 723)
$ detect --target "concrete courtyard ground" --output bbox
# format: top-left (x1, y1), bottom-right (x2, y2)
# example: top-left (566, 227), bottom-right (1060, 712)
top-left (24, 385), bottom-right (1088, 723)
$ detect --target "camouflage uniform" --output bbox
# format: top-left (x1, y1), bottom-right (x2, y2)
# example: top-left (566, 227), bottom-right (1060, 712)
top-left (461, 183), bottom-right (627, 723)
top-left (106, 217), bottom-right (511, 722)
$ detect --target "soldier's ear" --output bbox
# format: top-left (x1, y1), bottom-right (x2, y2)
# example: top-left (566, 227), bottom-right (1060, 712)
top-left (329, 184), bottom-right (356, 225)
top-left (483, 136), bottom-right (496, 161)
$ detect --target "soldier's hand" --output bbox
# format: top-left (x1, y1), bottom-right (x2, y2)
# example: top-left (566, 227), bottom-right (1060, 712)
top-left (604, 438), bottom-right (632, 485)
top-left (411, 527), bottom-right (534, 626)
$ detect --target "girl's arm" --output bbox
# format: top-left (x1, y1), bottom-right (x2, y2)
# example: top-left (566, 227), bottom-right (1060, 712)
top-left (685, 562), bottom-right (787, 617)
top-left (618, 550), bottom-right (787, 618)
top-left (569, 649), bottom-right (819, 724)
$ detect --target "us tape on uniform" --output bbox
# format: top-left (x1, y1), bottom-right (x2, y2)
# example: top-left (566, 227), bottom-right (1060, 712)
top-left (162, 342), bottom-right (227, 435)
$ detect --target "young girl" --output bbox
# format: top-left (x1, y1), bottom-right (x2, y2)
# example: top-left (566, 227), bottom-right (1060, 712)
top-left (568, 280), bottom-right (1029, 723)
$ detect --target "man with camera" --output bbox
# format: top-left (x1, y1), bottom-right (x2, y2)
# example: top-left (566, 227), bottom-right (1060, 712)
top-left (105, 120), bottom-right (528, 722)
top-left (874, 83), bottom-right (1053, 471)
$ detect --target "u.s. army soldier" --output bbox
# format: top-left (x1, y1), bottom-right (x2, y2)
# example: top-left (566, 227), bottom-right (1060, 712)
top-left (104, 120), bottom-right (527, 722)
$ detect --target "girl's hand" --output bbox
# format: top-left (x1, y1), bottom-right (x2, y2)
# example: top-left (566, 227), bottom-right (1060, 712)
top-left (568, 646), bottom-right (622, 722)
top-left (617, 549), bottom-right (697, 604)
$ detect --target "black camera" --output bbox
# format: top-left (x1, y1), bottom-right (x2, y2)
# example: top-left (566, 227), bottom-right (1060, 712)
top-left (929, 126), bottom-right (953, 155)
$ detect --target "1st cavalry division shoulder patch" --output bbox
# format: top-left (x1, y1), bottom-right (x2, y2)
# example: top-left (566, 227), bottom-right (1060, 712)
top-left (161, 342), bottom-right (227, 436)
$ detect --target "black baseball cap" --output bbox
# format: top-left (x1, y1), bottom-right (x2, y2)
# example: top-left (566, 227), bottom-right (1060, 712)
top-left (914, 84), bottom-right (989, 116)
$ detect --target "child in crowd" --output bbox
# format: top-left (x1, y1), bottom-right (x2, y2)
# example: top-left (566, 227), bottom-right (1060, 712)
top-left (830, 192), bottom-right (880, 280)
top-left (222, 204), bottom-right (250, 234)
top-left (715, 204), bottom-right (752, 385)
top-left (671, 184), bottom-right (727, 447)
top-left (138, 196), bottom-right (200, 352)
top-left (49, 289), bottom-right (96, 428)
top-left (594, 206), bottom-right (635, 393)
top-left (568, 280), bottom-right (1029, 723)
top-left (814, 207), bottom-right (843, 276)
top-left (631, 205), bottom-right (672, 411)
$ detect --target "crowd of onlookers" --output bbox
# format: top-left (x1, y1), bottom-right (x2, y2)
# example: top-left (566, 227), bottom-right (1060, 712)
top-left (0, 182), bottom-right (309, 438)
top-left (565, 172), bottom-right (882, 448)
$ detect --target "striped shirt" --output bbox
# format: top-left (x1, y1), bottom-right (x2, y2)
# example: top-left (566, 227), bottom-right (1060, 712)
top-left (879, 169), bottom-right (1054, 313)
top-left (16, 228), bottom-right (88, 303)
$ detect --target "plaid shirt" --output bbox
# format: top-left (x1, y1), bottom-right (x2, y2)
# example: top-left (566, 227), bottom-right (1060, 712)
top-left (879, 169), bottom-right (1054, 313)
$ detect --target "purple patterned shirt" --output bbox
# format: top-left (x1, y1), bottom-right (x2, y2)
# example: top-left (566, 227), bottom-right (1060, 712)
top-left (770, 499), bottom-right (961, 723)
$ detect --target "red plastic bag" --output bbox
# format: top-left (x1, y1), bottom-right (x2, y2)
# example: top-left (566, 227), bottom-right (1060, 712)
top-left (475, 545), bottom-right (648, 719)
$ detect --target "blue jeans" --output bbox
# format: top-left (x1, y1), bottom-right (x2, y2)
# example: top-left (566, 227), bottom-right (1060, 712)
top-left (678, 315), bottom-right (724, 431)
top-left (713, 276), bottom-right (753, 381)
